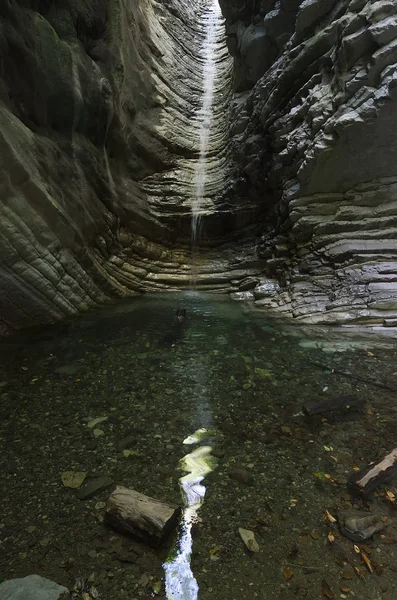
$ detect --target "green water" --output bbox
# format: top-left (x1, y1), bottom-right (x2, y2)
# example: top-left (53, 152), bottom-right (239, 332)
top-left (1, 292), bottom-right (397, 599)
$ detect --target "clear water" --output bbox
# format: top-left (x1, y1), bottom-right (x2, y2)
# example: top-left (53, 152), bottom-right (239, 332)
top-left (1, 292), bottom-right (397, 599)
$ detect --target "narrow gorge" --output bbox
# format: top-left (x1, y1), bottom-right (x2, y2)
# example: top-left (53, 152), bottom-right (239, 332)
top-left (2, 3), bottom-right (397, 600)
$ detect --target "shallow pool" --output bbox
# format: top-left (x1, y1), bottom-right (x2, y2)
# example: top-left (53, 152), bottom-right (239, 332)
top-left (1, 292), bottom-right (397, 600)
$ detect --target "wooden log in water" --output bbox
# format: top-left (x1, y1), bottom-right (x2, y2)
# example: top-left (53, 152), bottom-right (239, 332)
top-left (303, 394), bottom-right (362, 416)
top-left (105, 486), bottom-right (181, 547)
top-left (348, 448), bottom-right (397, 497)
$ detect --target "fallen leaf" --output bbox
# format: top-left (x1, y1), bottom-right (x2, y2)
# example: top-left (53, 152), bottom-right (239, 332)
top-left (61, 471), bottom-right (87, 489)
top-left (386, 490), bottom-right (396, 503)
top-left (340, 585), bottom-right (351, 593)
top-left (324, 509), bottom-right (337, 524)
top-left (327, 533), bottom-right (335, 543)
top-left (282, 567), bottom-right (294, 581)
top-left (353, 544), bottom-right (360, 553)
top-left (367, 351), bottom-right (374, 357)
top-left (311, 530), bottom-right (321, 540)
top-left (341, 569), bottom-right (354, 580)
top-left (239, 528), bottom-right (260, 553)
top-left (354, 566), bottom-right (366, 580)
top-left (352, 466), bottom-right (360, 472)
top-left (87, 416), bottom-right (108, 429)
top-left (361, 552), bottom-right (373, 573)
top-left (321, 579), bottom-right (334, 598)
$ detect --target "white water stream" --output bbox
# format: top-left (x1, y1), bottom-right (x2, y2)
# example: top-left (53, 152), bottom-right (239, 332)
top-left (191, 0), bottom-right (223, 248)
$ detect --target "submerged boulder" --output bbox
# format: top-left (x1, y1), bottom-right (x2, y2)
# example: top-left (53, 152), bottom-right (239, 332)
top-left (0, 575), bottom-right (68, 600)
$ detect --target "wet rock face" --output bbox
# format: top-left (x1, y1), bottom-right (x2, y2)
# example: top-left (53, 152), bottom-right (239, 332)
top-left (0, 0), bottom-right (234, 334)
top-left (220, 0), bottom-right (397, 325)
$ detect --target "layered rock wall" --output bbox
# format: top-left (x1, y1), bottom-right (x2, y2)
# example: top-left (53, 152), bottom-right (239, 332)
top-left (0, 0), bottom-right (235, 334)
top-left (220, 0), bottom-right (397, 325)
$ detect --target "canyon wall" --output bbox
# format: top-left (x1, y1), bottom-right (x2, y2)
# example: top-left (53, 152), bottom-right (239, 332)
top-left (220, 0), bottom-right (397, 326)
top-left (0, 0), bottom-right (239, 335)
top-left (2, 0), bottom-right (397, 333)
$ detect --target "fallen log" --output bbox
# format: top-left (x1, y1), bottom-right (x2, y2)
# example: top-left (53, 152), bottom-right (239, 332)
top-left (348, 448), bottom-right (397, 497)
top-left (105, 486), bottom-right (181, 547)
top-left (303, 394), bottom-right (362, 416)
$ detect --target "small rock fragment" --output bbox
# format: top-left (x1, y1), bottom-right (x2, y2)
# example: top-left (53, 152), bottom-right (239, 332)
top-left (61, 471), bottom-right (87, 489)
top-left (77, 477), bottom-right (114, 500)
top-left (239, 528), bottom-right (260, 553)
top-left (117, 434), bottom-right (136, 451)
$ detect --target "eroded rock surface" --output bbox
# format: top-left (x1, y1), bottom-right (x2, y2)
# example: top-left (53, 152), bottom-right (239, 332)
top-left (0, 0), bottom-right (235, 334)
top-left (220, 0), bottom-right (397, 325)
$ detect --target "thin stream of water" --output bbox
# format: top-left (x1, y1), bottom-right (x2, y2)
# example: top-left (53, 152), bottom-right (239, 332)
top-left (191, 1), bottom-right (223, 278)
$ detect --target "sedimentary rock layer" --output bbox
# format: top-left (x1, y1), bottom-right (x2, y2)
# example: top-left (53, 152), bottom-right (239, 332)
top-left (0, 0), bottom-right (234, 334)
top-left (220, 0), bottom-right (397, 325)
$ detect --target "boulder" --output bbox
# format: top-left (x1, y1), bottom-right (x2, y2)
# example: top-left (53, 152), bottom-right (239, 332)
top-left (0, 575), bottom-right (68, 600)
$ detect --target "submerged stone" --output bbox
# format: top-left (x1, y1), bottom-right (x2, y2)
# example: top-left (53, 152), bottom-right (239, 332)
top-left (77, 477), bottom-right (114, 500)
top-left (228, 468), bottom-right (254, 485)
top-left (0, 575), bottom-right (69, 600)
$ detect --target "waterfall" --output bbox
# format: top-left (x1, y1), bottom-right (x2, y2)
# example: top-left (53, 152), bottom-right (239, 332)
top-left (191, 0), bottom-right (223, 255)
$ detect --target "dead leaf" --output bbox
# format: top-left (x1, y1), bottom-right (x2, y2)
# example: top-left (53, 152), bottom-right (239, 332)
top-left (324, 509), bottom-right (337, 524)
top-left (386, 490), bottom-right (396, 503)
top-left (341, 569), bottom-right (354, 580)
top-left (321, 579), bottom-right (334, 598)
top-left (327, 533), bottom-right (335, 543)
top-left (361, 552), bottom-right (373, 574)
top-left (353, 544), bottom-right (361, 553)
top-left (283, 567), bottom-right (294, 581)
top-left (311, 530), bottom-right (321, 540)
top-left (340, 585), bottom-right (351, 593)
top-left (367, 351), bottom-right (374, 357)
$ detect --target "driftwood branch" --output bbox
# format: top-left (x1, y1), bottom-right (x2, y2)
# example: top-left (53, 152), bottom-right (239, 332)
top-left (348, 448), bottom-right (397, 497)
top-left (105, 486), bottom-right (181, 547)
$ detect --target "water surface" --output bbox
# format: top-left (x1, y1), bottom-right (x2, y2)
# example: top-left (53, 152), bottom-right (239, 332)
top-left (1, 293), bottom-right (397, 599)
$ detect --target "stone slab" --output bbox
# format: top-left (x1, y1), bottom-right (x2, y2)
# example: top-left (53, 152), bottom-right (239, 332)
top-left (0, 575), bottom-right (69, 600)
